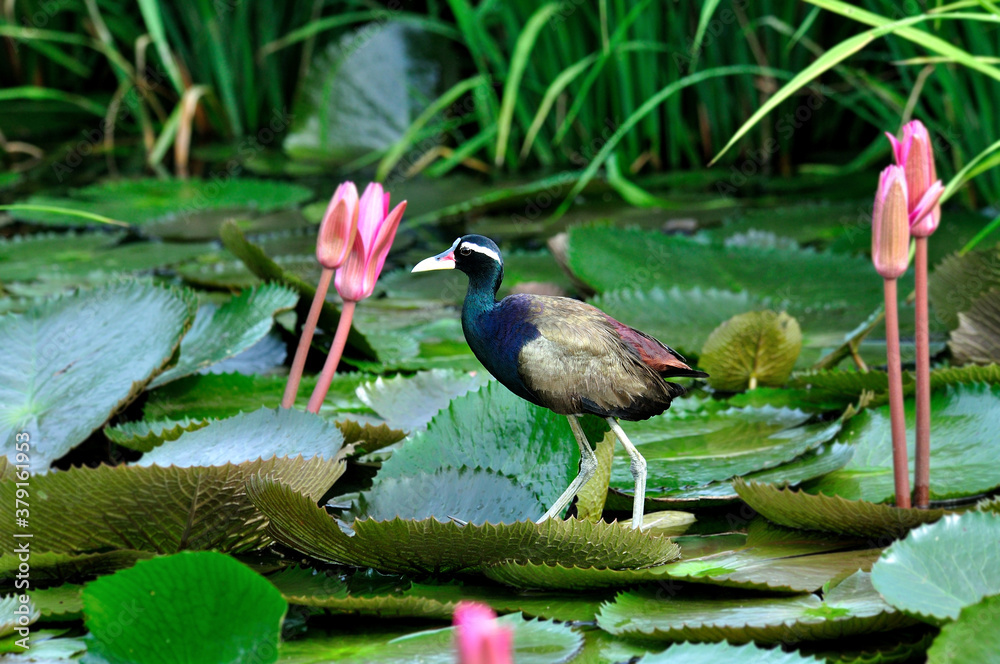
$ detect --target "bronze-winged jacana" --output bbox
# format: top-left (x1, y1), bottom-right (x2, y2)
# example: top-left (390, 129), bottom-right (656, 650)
top-left (411, 235), bottom-right (707, 530)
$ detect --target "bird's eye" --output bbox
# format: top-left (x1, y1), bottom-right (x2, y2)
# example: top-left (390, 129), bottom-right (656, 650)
top-left (459, 246), bottom-right (472, 256)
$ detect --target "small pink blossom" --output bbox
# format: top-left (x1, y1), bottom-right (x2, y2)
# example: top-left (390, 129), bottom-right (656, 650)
top-left (453, 602), bottom-right (513, 664)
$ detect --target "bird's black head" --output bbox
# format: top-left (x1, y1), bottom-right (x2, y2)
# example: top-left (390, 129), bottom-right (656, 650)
top-left (411, 234), bottom-right (504, 291)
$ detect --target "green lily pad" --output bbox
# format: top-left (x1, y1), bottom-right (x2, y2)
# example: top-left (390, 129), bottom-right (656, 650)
top-left (807, 383), bottom-right (1000, 503)
top-left (0, 594), bottom-right (37, 638)
top-left (638, 641), bottom-right (823, 663)
top-left (355, 369), bottom-right (489, 432)
top-left (355, 466), bottom-right (548, 525)
top-left (274, 611), bottom-right (582, 664)
top-left (0, 550), bottom-right (153, 586)
top-left (83, 551), bottom-right (287, 664)
top-left (734, 480), bottom-right (948, 539)
top-left (11, 178), bottom-right (312, 227)
top-left (700, 311), bottom-right (802, 391)
top-left (925, 594), bottom-right (1000, 662)
top-left (0, 231), bottom-right (218, 283)
top-left (247, 477), bottom-right (680, 574)
top-left (136, 408), bottom-right (345, 467)
top-left (143, 372), bottom-right (372, 421)
top-left (150, 284), bottom-right (298, 387)
top-left (613, 405), bottom-right (841, 493)
top-left (105, 417), bottom-right (210, 453)
top-left (597, 571), bottom-right (913, 644)
top-left (0, 457), bottom-right (344, 555)
top-left (589, 287), bottom-right (766, 358)
top-left (1, 281), bottom-right (198, 468)
top-left (363, 381), bottom-right (578, 518)
top-left (871, 512), bottom-right (1000, 624)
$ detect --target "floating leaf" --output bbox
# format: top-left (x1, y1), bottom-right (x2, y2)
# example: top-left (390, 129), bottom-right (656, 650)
top-left (0, 231), bottom-right (216, 283)
top-left (871, 512), bottom-right (1000, 624)
top-left (700, 311), bottom-right (802, 391)
top-left (928, 244), bottom-right (1000, 329)
top-left (136, 408), bottom-right (345, 467)
top-left (83, 551), bottom-right (287, 664)
top-left (355, 466), bottom-right (548, 525)
top-left (143, 372), bottom-right (372, 421)
top-left (808, 384), bottom-right (1000, 503)
top-left (0, 594), bottom-right (37, 638)
top-left (364, 381), bottom-right (578, 518)
top-left (248, 477), bottom-right (680, 574)
top-left (150, 284), bottom-right (298, 387)
top-left (274, 612), bottom-right (581, 664)
top-left (638, 641), bottom-right (823, 663)
top-left (950, 289), bottom-right (1000, 365)
top-left (1, 281), bottom-right (198, 468)
top-left (0, 457), bottom-right (344, 555)
top-left (615, 405), bottom-right (840, 493)
top-left (11, 178), bottom-right (312, 228)
top-left (925, 594), bottom-right (1000, 663)
top-left (104, 417), bottom-right (210, 453)
top-left (734, 480), bottom-right (948, 539)
top-left (355, 369), bottom-right (489, 432)
top-left (589, 287), bottom-right (766, 358)
top-left (31, 584), bottom-right (83, 620)
top-left (0, 550), bottom-right (153, 586)
top-left (597, 571), bottom-right (913, 644)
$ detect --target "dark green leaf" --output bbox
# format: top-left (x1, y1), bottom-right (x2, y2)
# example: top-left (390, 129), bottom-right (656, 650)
top-left (1, 281), bottom-right (198, 468)
top-left (83, 551), bottom-right (287, 664)
top-left (0, 550), bottom-right (153, 587)
top-left (137, 408), bottom-right (345, 467)
top-left (871, 512), bottom-right (1000, 624)
top-left (150, 284), bottom-right (298, 387)
top-left (0, 457), bottom-right (345, 555)
top-left (248, 477), bottom-right (680, 574)
top-left (929, 245), bottom-right (1000, 329)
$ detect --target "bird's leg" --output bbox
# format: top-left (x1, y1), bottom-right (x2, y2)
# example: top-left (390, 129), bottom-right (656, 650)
top-left (606, 417), bottom-right (646, 530)
top-left (537, 415), bottom-right (598, 523)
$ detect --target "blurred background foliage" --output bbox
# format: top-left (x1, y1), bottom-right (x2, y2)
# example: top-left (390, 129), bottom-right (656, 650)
top-left (2, 0), bottom-right (998, 214)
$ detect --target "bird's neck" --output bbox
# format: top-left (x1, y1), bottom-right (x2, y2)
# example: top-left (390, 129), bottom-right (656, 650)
top-left (461, 265), bottom-right (502, 325)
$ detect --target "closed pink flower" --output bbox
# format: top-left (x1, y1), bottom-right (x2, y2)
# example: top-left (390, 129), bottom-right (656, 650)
top-left (885, 121), bottom-right (944, 237)
top-left (872, 165), bottom-right (911, 280)
top-left (316, 181), bottom-right (359, 269)
top-left (454, 602), bottom-right (513, 664)
top-left (334, 182), bottom-right (407, 302)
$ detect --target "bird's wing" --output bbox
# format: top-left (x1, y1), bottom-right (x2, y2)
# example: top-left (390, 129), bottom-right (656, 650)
top-left (507, 295), bottom-right (665, 415)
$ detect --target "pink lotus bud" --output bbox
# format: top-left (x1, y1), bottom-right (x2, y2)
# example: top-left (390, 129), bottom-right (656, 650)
top-left (334, 182), bottom-right (407, 302)
top-left (885, 120), bottom-right (941, 237)
top-left (316, 182), bottom-right (359, 269)
top-left (454, 602), bottom-right (513, 664)
top-left (872, 165), bottom-right (911, 280)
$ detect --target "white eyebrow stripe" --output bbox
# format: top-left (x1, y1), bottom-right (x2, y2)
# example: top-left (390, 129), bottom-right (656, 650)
top-left (462, 242), bottom-right (501, 263)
